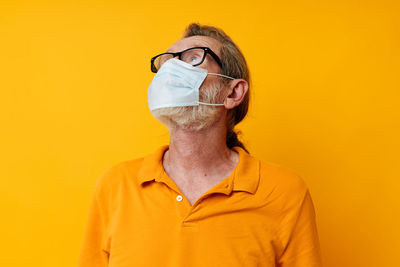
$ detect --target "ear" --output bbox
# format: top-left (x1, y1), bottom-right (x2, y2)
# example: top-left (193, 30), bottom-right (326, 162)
top-left (224, 79), bottom-right (249, 109)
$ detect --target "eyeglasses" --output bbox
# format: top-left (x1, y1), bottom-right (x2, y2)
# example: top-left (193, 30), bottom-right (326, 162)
top-left (150, 46), bottom-right (223, 73)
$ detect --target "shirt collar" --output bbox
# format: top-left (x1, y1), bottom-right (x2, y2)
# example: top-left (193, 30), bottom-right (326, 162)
top-left (137, 145), bottom-right (260, 194)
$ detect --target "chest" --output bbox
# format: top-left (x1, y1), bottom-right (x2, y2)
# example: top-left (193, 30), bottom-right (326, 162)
top-left (108, 184), bottom-right (278, 267)
top-left (172, 176), bottom-right (222, 205)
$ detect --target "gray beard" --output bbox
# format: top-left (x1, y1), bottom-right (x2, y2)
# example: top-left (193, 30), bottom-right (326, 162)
top-left (151, 80), bottom-right (226, 131)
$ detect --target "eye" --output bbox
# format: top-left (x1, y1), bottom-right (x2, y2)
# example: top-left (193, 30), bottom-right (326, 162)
top-left (182, 48), bottom-right (204, 65)
top-left (190, 56), bottom-right (200, 62)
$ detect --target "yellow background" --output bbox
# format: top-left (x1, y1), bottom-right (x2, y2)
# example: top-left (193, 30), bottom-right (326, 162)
top-left (1, 0), bottom-right (399, 266)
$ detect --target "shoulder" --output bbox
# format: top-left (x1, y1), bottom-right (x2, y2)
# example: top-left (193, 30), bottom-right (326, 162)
top-left (93, 157), bottom-right (145, 194)
top-left (259, 158), bottom-right (307, 188)
top-left (256, 158), bottom-right (309, 205)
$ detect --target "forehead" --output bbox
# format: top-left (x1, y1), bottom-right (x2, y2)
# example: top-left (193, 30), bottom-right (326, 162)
top-left (167, 35), bottom-right (222, 57)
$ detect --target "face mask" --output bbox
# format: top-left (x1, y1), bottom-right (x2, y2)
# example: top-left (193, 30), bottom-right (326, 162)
top-left (148, 58), bottom-right (235, 111)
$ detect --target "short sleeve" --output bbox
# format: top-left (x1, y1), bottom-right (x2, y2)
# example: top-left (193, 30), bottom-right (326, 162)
top-left (276, 189), bottom-right (323, 267)
top-left (77, 171), bottom-right (112, 267)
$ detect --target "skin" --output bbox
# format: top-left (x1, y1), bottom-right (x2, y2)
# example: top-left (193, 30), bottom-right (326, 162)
top-left (161, 35), bottom-right (249, 206)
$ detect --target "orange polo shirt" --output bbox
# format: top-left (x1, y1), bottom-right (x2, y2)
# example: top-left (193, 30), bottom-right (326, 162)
top-left (77, 145), bottom-right (323, 267)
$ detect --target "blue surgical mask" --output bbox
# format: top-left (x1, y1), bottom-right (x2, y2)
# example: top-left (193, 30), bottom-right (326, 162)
top-left (147, 58), bottom-right (235, 111)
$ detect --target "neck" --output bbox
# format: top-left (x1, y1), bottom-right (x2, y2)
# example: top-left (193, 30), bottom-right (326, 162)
top-left (163, 120), bottom-right (238, 178)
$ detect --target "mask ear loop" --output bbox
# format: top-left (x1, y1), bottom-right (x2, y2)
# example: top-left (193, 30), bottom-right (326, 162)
top-left (197, 73), bottom-right (235, 106)
top-left (197, 101), bottom-right (225, 106)
top-left (207, 73), bottom-right (236, 80)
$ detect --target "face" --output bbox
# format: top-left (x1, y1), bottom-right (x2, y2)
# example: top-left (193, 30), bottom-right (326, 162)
top-left (151, 35), bottom-right (229, 132)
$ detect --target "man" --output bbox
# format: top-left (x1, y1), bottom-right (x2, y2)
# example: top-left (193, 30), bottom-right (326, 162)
top-left (77, 23), bottom-right (323, 267)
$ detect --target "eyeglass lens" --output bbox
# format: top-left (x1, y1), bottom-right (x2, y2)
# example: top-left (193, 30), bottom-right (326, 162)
top-left (154, 48), bottom-right (205, 71)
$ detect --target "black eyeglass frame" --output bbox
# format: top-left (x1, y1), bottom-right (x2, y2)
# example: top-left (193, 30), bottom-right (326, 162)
top-left (150, 46), bottom-right (223, 73)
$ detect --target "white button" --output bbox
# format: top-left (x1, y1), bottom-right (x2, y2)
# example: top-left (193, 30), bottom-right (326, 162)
top-left (176, 195), bottom-right (183, 201)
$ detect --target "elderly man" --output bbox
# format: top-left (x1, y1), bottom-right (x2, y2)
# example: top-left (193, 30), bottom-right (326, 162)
top-left (78, 23), bottom-right (323, 267)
